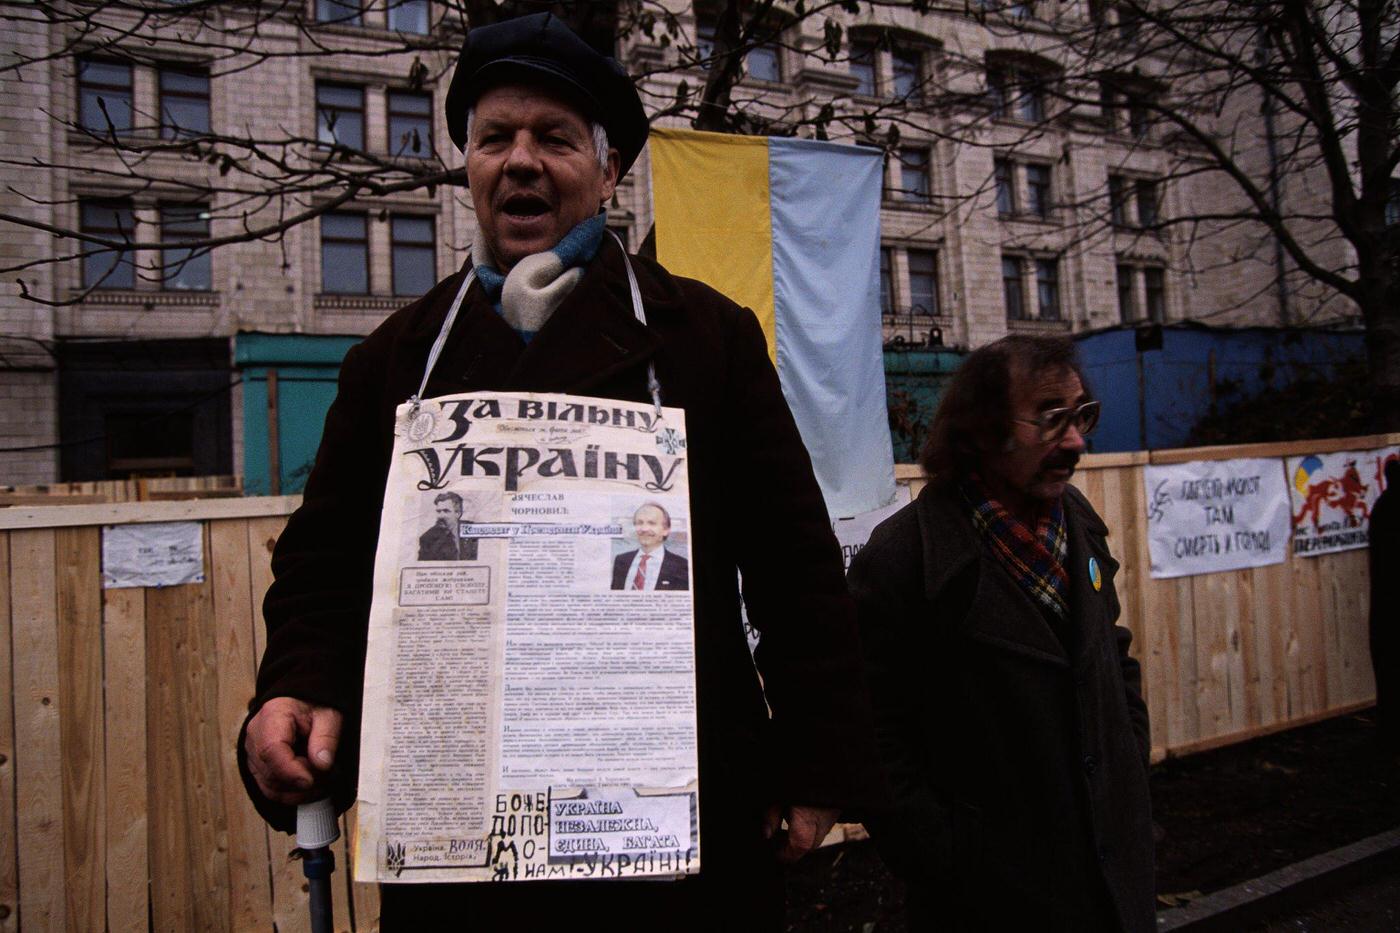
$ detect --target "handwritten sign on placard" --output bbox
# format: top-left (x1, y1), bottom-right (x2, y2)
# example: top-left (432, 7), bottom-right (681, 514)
top-left (1144, 458), bottom-right (1290, 579)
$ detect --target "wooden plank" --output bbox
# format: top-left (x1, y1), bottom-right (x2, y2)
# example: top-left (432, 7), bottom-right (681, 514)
top-left (1231, 568), bottom-right (1261, 730)
top-left (102, 586), bottom-right (149, 933)
top-left (1324, 550), bottom-right (1375, 707)
top-left (1148, 432), bottom-right (1400, 466)
top-left (1249, 560), bottom-right (1290, 728)
top-left (0, 534), bottom-right (19, 933)
top-left (0, 494), bottom-right (107, 507)
top-left (1289, 551), bottom-right (1328, 717)
top-left (1079, 450), bottom-right (1150, 468)
top-left (56, 528), bottom-right (105, 933)
top-left (1318, 553), bottom-right (1348, 709)
top-left (1115, 467), bottom-right (1169, 759)
top-left (209, 519), bottom-right (274, 931)
top-left (1191, 571), bottom-right (1237, 741)
top-left (146, 558), bottom-right (232, 933)
top-left (270, 831), bottom-right (312, 933)
top-left (9, 528), bottom-right (66, 930)
top-left (0, 495), bottom-right (302, 532)
top-left (144, 489), bottom-right (243, 502)
top-left (243, 514), bottom-right (311, 933)
top-left (1102, 468), bottom-right (1148, 703)
top-left (1172, 576), bottom-right (1201, 749)
top-left (1162, 699), bottom-right (1375, 760)
top-left (246, 516), bottom-right (286, 669)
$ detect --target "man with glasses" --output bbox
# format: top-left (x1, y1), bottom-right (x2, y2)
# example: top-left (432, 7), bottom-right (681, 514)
top-left (848, 335), bottom-right (1154, 932)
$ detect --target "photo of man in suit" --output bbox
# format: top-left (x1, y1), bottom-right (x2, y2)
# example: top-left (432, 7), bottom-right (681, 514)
top-left (418, 491), bottom-right (478, 561)
top-left (611, 502), bottom-right (688, 591)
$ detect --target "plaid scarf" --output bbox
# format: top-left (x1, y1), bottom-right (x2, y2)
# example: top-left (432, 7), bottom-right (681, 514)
top-left (961, 477), bottom-right (1070, 621)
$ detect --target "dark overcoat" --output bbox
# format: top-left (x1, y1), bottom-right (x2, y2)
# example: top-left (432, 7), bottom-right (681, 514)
top-left (848, 482), bottom-right (1155, 933)
top-left (236, 237), bottom-right (877, 929)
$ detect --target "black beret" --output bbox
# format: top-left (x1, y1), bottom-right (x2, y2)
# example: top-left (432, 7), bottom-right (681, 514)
top-left (445, 13), bottom-right (649, 181)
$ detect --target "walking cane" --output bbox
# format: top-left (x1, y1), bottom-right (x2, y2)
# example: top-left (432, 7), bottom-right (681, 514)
top-left (297, 799), bottom-right (339, 933)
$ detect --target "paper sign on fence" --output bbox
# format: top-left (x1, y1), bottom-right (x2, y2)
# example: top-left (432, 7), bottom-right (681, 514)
top-left (1285, 446), bottom-right (1398, 557)
top-left (353, 391), bottom-right (700, 883)
top-left (1143, 457), bottom-right (1291, 579)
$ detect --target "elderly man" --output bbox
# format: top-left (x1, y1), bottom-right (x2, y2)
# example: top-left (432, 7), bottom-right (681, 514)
top-left (238, 12), bottom-right (872, 929)
top-left (612, 502), bottom-right (689, 590)
top-left (849, 335), bottom-right (1154, 932)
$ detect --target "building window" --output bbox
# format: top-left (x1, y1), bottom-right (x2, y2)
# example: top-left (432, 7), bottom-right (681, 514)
top-left (1035, 258), bottom-right (1060, 320)
top-left (897, 147), bottom-right (931, 202)
top-left (1025, 163), bottom-right (1052, 219)
top-left (391, 215), bottom-right (435, 296)
top-left (988, 64), bottom-right (1046, 122)
top-left (1109, 174), bottom-right (1130, 226)
top-left (994, 158), bottom-right (1016, 215)
top-left (892, 46), bottom-right (922, 101)
top-left (987, 67), bottom-right (1008, 117)
top-left (1387, 178), bottom-right (1400, 227)
top-left (1118, 263), bottom-right (1167, 323)
top-left (747, 42), bottom-right (781, 82)
top-left (697, 20), bottom-right (781, 82)
top-left (1103, 80), bottom-right (1154, 138)
top-left (1002, 255), bottom-right (1025, 320)
top-left (1116, 262), bottom-right (1137, 321)
top-left (1135, 179), bottom-right (1159, 228)
top-left (1143, 266), bottom-right (1165, 321)
top-left (388, 0), bottom-right (430, 34)
top-left (316, 0), bottom-right (362, 26)
top-left (321, 212), bottom-right (368, 294)
top-left (388, 89), bottom-right (432, 158)
top-left (908, 249), bottom-right (938, 316)
top-left (160, 204), bottom-right (211, 291)
top-left (849, 37), bottom-right (878, 96)
top-left (1128, 100), bottom-right (1151, 138)
top-left (316, 82), bottom-right (365, 150)
top-left (58, 340), bottom-right (232, 482)
top-left (879, 247), bottom-right (893, 314)
top-left (77, 58), bottom-right (133, 134)
top-left (80, 200), bottom-right (135, 289)
top-left (158, 67), bottom-right (210, 139)
top-left (1116, 3), bottom-right (1141, 42)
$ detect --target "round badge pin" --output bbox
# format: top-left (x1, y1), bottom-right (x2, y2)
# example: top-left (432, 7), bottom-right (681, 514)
top-left (1089, 556), bottom-right (1102, 592)
top-left (407, 409), bottom-right (437, 442)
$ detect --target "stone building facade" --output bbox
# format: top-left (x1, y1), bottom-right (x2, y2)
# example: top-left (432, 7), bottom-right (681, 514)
top-left (0, 1), bottom-right (1355, 484)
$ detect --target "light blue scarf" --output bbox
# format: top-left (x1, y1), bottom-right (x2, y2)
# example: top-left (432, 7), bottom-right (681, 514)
top-left (472, 212), bottom-right (607, 343)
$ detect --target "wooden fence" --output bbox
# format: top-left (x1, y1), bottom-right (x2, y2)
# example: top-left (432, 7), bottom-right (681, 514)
top-left (0, 476), bottom-right (241, 507)
top-left (0, 433), bottom-right (1391, 931)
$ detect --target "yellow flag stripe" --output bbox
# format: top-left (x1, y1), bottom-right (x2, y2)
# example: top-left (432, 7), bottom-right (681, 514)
top-left (650, 127), bottom-right (776, 361)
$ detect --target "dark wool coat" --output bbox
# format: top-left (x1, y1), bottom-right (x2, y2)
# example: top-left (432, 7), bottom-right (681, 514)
top-left (237, 237), bottom-right (877, 929)
top-left (848, 483), bottom-right (1155, 933)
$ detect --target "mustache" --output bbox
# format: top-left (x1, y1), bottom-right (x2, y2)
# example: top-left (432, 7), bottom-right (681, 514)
top-left (1040, 450), bottom-right (1081, 472)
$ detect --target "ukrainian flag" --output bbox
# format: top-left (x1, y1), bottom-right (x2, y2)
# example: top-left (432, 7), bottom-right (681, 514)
top-left (650, 128), bottom-right (896, 519)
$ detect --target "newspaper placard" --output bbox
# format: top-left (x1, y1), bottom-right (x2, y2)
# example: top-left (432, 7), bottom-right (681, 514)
top-left (1285, 446), bottom-right (1399, 557)
top-left (354, 392), bottom-right (700, 884)
top-left (1144, 457), bottom-right (1291, 579)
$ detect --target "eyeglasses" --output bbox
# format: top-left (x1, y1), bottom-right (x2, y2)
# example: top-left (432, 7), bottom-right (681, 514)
top-left (1013, 400), bottom-right (1101, 443)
